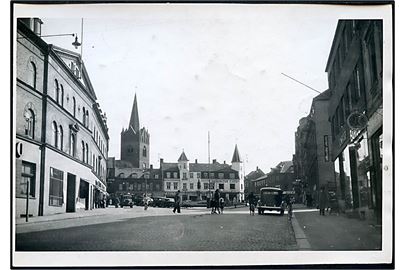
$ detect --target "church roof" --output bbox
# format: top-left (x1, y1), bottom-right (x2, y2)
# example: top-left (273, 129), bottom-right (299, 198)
top-left (129, 94), bottom-right (140, 131)
top-left (178, 151), bottom-right (189, 161)
top-left (231, 144), bottom-right (241, 163)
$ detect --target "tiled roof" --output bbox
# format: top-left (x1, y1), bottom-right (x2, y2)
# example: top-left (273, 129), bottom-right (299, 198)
top-left (245, 168), bottom-right (265, 180)
top-left (189, 163), bottom-right (235, 172)
top-left (161, 162), bottom-right (179, 171)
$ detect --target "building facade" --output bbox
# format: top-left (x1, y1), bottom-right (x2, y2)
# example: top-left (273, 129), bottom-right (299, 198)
top-left (244, 166), bottom-right (265, 197)
top-left (161, 145), bottom-right (245, 202)
top-left (326, 20), bottom-right (383, 223)
top-left (15, 18), bottom-right (109, 218)
top-left (293, 90), bottom-right (335, 206)
top-left (251, 161), bottom-right (295, 195)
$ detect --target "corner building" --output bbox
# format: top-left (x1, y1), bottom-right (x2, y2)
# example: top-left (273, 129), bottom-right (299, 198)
top-left (15, 19), bottom-right (109, 217)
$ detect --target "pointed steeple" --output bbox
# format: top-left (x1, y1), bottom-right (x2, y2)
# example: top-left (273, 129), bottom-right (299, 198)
top-left (128, 93), bottom-right (140, 131)
top-left (178, 150), bottom-right (189, 162)
top-left (231, 144), bottom-right (241, 163)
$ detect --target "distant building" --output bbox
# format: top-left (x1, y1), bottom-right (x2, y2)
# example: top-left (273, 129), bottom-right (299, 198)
top-left (293, 90), bottom-right (335, 206)
top-left (244, 166), bottom-right (265, 196)
top-left (326, 20), bottom-right (383, 223)
top-left (107, 95), bottom-right (159, 197)
top-left (251, 161), bottom-right (295, 194)
top-left (160, 145), bottom-right (245, 202)
top-left (15, 18), bottom-right (109, 217)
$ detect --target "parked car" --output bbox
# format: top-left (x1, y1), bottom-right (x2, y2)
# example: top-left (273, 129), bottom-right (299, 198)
top-left (120, 195), bottom-right (134, 208)
top-left (133, 195), bottom-right (144, 206)
top-left (181, 200), bottom-right (207, 208)
top-left (257, 187), bottom-right (284, 215)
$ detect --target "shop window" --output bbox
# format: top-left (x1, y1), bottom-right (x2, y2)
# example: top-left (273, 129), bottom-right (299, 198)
top-left (49, 167), bottom-right (64, 206)
top-left (17, 161), bottom-right (36, 197)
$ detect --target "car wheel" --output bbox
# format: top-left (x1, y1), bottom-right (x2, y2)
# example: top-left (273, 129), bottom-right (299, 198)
top-left (130, 205), bottom-right (133, 208)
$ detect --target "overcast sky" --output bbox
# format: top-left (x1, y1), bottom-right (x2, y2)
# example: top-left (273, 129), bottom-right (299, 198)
top-left (31, 4), bottom-right (387, 174)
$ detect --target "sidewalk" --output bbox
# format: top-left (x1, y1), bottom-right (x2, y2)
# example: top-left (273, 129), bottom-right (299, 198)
top-left (291, 204), bottom-right (382, 250)
top-left (15, 206), bottom-right (209, 234)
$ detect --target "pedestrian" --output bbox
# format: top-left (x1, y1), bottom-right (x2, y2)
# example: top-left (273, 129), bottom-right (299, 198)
top-left (212, 189), bottom-right (220, 214)
top-left (173, 190), bottom-right (181, 213)
top-left (286, 196), bottom-right (293, 221)
top-left (247, 192), bottom-right (256, 215)
top-left (319, 187), bottom-right (328, 216)
top-left (233, 197), bottom-right (237, 208)
top-left (219, 197), bottom-right (224, 214)
top-left (143, 193), bottom-right (149, 211)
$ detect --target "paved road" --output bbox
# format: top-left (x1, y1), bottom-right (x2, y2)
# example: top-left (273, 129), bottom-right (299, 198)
top-left (16, 210), bottom-right (297, 251)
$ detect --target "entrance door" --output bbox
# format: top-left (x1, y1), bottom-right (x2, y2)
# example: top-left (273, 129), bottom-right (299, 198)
top-left (66, 174), bottom-right (76, 212)
top-left (79, 179), bottom-right (90, 210)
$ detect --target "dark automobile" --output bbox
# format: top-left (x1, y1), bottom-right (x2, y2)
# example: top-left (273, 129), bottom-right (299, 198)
top-left (133, 195), bottom-right (144, 206)
top-left (120, 195), bottom-right (134, 208)
top-left (181, 200), bottom-right (207, 208)
top-left (257, 187), bottom-right (284, 215)
top-left (149, 197), bottom-right (174, 208)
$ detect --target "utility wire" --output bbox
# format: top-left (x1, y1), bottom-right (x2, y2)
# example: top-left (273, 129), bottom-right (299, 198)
top-left (281, 73), bottom-right (322, 94)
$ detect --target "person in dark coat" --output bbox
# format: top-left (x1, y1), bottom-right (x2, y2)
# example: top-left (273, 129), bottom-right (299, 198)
top-left (319, 187), bottom-right (328, 215)
top-left (212, 189), bottom-right (220, 214)
top-left (173, 190), bottom-right (181, 213)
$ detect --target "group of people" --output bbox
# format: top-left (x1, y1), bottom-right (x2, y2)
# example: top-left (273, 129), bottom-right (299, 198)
top-left (209, 189), bottom-right (225, 214)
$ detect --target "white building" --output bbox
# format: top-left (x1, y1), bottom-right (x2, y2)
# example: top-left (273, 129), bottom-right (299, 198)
top-left (161, 145), bottom-right (245, 202)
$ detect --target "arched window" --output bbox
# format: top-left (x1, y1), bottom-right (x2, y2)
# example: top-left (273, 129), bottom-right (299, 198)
top-left (24, 109), bottom-right (35, 139)
top-left (72, 97), bottom-right (76, 117)
top-left (143, 146), bottom-right (147, 157)
top-left (81, 141), bottom-right (85, 162)
top-left (28, 62), bottom-right (37, 89)
top-left (59, 125), bottom-right (63, 151)
top-left (54, 79), bottom-right (59, 103)
top-left (85, 143), bottom-right (89, 164)
top-left (60, 85), bottom-right (64, 107)
top-left (52, 121), bottom-right (58, 148)
top-left (85, 110), bottom-right (89, 128)
top-left (70, 132), bottom-right (76, 157)
top-left (82, 107), bottom-right (86, 125)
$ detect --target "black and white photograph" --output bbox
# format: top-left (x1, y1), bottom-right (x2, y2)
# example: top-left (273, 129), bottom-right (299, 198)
top-left (11, 1), bottom-right (394, 268)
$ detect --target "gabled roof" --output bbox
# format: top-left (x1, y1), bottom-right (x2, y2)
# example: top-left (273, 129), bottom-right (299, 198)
top-left (245, 168), bottom-right (265, 180)
top-left (178, 151), bottom-right (189, 162)
top-left (231, 144), bottom-right (241, 163)
top-left (189, 163), bottom-right (235, 173)
top-left (161, 162), bottom-right (179, 172)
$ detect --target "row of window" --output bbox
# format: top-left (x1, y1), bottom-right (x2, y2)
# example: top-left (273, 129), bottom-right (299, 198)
top-left (165, 182), bottom-right (239, 191)
top-left (51, 121), bottom-right (104, 178)
top-left (25, 59), bottom-right (107, 158)
top-left (118, 182), bottom-right (160, 191)
top-left (165, 171), bottom-right (237, 179)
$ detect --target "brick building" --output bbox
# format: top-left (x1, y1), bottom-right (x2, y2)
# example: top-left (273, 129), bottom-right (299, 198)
top-left (15, 18), bottom-right (109, 218)
top-left (251, 161), bottom-right (295, 195)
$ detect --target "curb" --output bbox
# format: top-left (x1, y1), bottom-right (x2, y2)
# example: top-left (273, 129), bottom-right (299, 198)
top-left (290, 213), bottom-right (311, 250)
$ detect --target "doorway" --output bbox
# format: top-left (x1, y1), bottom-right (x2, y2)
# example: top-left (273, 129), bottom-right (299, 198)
top-left (66, 173), bottom-right (76, 213)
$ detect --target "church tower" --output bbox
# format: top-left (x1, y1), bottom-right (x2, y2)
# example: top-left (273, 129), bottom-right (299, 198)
top-left (120, 94), bottom-right (150, 168)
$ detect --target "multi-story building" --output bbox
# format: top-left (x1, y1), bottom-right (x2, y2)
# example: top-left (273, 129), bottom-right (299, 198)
top-left (326, 20), bottom-right (383, 223)
top-left (15, 18), bottom-right (109, 217)
top-left (244, 166), bottom-right (265, 196)
top-left (251, 161), bottom-right (295, 195)
top-left (293, 90), bottom-right (335, 206)
top-left (161, 145), bottom-right (245, 202)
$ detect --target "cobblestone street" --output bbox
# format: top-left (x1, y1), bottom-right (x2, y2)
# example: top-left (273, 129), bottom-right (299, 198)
top-left (16, 208), bottom-right (297, 251)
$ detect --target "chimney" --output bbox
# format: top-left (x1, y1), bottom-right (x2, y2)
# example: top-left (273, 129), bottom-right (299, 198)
top-left (160, 158), bottom-right (164, 164)
top-left (195, 159), bottom-right (198, 164)
top-left (224, 161), bottom-right (226, 164)
top-left (213, 159), bottom-right (217, 164)
top-left (150, 164), bottom-right (153, 169)
top-left (256, 166), bottom-right (259, 171)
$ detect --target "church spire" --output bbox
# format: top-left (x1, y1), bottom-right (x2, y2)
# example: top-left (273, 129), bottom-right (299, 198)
top-left (231, 144), bottom-right (241, 163)
top-left (128, 93), bottom-right (140, 131)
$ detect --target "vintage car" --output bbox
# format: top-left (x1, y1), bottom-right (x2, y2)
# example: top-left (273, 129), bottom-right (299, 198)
top-left (257, 187), bottom-right (284, 215)
top-left (119, 195), bottom-right (134, 208)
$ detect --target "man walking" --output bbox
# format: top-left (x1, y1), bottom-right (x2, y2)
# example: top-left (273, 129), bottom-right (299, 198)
top-left (173, 190), bottom-right (181, 213)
